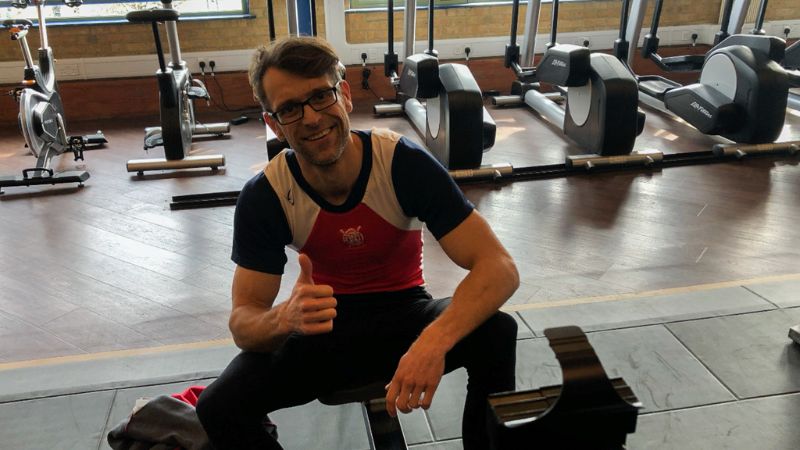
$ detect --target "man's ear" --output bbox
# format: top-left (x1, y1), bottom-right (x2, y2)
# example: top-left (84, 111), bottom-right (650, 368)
top-left (339, 79), bottom-right (354, 113)
top-left (263, 112), bottom-right (286, 142)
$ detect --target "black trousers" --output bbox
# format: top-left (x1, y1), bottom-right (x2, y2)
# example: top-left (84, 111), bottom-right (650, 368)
top-left (197, 290), bottom-right (517, 450)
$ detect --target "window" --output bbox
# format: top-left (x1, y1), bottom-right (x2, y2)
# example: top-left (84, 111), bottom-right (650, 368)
top-left (349, 0), bottom-right (505, 9)
top-left (0, 0), bottom-right (249, 24)
top-left (348, 0), bottom-right (592, 11)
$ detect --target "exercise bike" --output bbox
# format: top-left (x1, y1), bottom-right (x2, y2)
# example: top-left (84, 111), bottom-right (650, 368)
top-left (125, 0), bottom-right (228, 177)
top-left (0, 0), bottom-right (106, 194)
top-left (492, 0), bottom-right (647, 163)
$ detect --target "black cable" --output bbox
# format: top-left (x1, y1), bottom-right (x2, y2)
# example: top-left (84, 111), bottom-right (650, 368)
top-left (366, 84), bottom-right (383, 101)
top-left (200, 72), bottom-right (227, 111)
top-left (358, 68), bottom-right (385, 101)
top-left (199, 72), bottom-right (259, 114)
top-left (211, 74), bottom-right (232, 111)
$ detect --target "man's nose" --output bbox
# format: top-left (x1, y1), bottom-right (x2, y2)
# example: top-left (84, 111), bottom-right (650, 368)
top-left (302, 103), bottom-right (323, 125)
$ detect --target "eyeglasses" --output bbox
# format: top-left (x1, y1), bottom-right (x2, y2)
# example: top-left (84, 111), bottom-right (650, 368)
top-left (267, 83), bottom-right (340, 125)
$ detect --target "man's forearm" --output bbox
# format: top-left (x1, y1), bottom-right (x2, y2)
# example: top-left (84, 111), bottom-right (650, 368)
top-left (418, 255), bottom-right (519, 352)
top-left (229, 302), bottom-right (291, 352)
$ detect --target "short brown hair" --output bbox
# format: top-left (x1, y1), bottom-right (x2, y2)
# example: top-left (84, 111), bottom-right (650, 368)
top-left (249, 36), bottom-right (344, 112)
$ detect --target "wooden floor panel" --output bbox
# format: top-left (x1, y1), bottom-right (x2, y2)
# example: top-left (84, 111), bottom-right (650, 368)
top-left (1, 99), bottom-right (799, 362)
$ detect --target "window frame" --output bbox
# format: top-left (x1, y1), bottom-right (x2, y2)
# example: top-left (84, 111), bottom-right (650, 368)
top-left (347, 0), bottom-right (596, 13)
top-left (0, 0), bottom-right (252, 26)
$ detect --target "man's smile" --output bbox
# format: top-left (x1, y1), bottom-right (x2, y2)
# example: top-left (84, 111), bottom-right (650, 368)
top-left (305, 126), bottom-right (334, 142)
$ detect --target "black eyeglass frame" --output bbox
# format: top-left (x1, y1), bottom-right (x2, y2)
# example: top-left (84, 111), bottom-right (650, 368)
top-left (266, 81), bottom-right (342, 125)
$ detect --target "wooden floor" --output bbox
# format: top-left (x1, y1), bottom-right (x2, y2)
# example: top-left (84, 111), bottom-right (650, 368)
top-left (1, 99), bottom-right (799, 364)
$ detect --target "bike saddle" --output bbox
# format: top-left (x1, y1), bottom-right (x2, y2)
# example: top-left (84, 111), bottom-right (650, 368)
top-left (2, 19), bottom-right (33, 28)
top-left (64, 0), bottom-right (84, 7)
top-left (126, 9), bottom-right (180, 24)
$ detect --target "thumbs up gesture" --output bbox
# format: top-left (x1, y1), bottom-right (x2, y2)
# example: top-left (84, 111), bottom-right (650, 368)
top-left (282, 253), bottom-right (337, 335)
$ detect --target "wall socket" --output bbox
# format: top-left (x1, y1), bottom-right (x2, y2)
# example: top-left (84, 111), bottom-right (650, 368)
top-left (197, 60), bottom-right (217, 73)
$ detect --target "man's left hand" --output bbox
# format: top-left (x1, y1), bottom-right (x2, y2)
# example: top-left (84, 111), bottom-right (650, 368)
top-left (385, 338), bottom-right (447, 417)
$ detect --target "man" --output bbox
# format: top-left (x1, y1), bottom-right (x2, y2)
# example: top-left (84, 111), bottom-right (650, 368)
top-left (196, 36), bottom-right (519, 450)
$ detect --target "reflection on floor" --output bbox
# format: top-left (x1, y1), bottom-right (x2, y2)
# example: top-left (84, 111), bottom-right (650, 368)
top-left (1, 278), bottom-right (799, 449)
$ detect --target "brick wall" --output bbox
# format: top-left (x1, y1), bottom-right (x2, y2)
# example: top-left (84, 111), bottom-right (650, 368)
top-left (0, 1), bottom-right (322, 61)
top-left (1, 0), bottom-right (795, 125)
top-left (768, 1), bottom-right (798, 24)
top-left (346, 0), bottom-right (722, 44)
top-left (4, 0), bottom-right (797, 62)
top-left (0, 42), bottom-right (711, 126)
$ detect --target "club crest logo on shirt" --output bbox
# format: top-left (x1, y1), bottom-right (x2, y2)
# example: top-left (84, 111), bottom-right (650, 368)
top-left (340, 226), bottom-right (365, 248)
top-left (286, 188), bottom-right (294, 205)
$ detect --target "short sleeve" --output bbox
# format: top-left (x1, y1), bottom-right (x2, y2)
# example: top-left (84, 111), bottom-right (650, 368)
top-left (391, 137), bottom-right (474, 239)
top-left (231, 172), bottom-right (292, 274)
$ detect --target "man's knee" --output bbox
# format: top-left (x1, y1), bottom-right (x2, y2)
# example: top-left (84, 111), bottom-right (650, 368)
top-left (458, 310), bottom-right (517, 365)
top-left (196, 377), bottom-right (249, 430)
top-left (195, 382), bottom-right (222, 428)
top-left (484, 310), bottom-right (518, 344)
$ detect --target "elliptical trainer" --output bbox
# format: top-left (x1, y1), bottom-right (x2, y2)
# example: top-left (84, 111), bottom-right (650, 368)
top-left (621, 0), bottom-right (799, 145)
top-left (374, 0), bottom-right (510, 177)
top-left (0, 0), bottom-right (107, 194)
top-left (747, 0), bottom-right (800, 111)
top-left (783, 31), bottom-right (799, 71)
top-left (125, 0), bottom-right (228, 177)
top-left (492, 0), bottom-right (647, 162)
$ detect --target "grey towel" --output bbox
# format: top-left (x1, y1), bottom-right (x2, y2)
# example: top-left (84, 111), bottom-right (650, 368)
top-left (107, 395), bottom-right (214, 450)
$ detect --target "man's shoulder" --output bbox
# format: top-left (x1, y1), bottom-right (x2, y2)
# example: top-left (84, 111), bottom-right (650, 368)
top-left (238, 165), bottom-right (282, 208)
top-left (261, 151), bottom-right (298, 193)
top-left (241, 170), bottom-right (269, 194)
top-left (364, 127), bottom-right (401, 159)
top-left (365, 127), bottom-right (430, 164)
top-left (367, 127), bottom-right (403, 143)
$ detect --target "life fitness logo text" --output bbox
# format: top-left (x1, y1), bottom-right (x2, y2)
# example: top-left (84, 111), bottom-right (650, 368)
top-left (690, 101), bottom-right (713, 119)
top-left (340, 226), bottom-right (365, 248)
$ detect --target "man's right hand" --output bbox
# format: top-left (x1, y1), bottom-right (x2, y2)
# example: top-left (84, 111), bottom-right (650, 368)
top-left (280, 253), bottom-right (337, 335)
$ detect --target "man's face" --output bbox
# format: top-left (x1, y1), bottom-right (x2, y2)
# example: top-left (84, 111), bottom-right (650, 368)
top-left (262, 68), bottom-right (354, 167)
